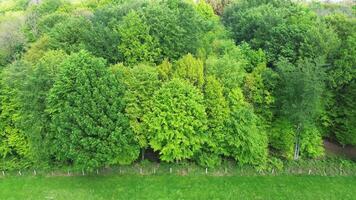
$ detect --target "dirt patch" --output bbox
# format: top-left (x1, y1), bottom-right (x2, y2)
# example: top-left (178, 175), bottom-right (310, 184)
top-left (324, 140), bottom-right (356, 160)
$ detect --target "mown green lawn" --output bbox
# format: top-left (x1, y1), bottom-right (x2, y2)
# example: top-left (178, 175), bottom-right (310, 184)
top-left (0, 175), bottom-right (355, 200)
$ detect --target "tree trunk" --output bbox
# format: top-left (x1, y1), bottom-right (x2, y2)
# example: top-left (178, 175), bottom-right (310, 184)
top-left (294, 123), bottom-right (301, 160)
top-left (141, 148), bottom-right (145, 161)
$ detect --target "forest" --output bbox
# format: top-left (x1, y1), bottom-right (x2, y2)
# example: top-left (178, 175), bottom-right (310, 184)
top-left (0, 0), bottom-right (355, 171)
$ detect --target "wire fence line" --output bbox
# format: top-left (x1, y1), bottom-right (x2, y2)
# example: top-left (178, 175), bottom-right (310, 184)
top-left (1, 164), bottom-right (356, 177)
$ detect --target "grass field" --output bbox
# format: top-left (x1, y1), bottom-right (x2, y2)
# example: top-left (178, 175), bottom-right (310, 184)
top-left (1, 175), bottom-right (356, 200)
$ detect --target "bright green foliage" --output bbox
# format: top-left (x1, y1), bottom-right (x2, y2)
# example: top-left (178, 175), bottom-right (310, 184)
top-left (33, 0), bottom-right (67, 16)
top-left (226, 88), bottom-right (268, 167)
top-left (142, 0), bottom-right (205, 60)
top-left (269, 120), bottom-right (295, 160)
top-left (300, 124), bottom-right (324, 158)
top-left (205, 0), bottom-right (233, 15)
top-left (157, 59), bottom-right (172, 81)
top-left (23, 36), bottom-right (51, 64)
top-left (20, 50), bottom-right (67, 163)
top-left (46, 50), bottom-right (139, 168)
top-left (144, 79), bottom-right (207, 162)
top-left (206, 53), bottom-right (246, 93)
top-left (116, 11), bottom-right (160, 66)
top-left (196, 75), bottom-right (229, 167)
top-left (195, 0), bottom-right (218, 22)
top-left (0, 0), bottom-right (355, 170)
top-left (173, 54), bottom-right (204, 89)
top-left (0, 61), bottom-right (30, 164)
top-left (243, 63), bottom-right (276, 122)
top-left (120, 64), bottom-right (161, 149)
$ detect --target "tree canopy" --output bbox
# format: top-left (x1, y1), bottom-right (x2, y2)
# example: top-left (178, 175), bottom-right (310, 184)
top-left (0, 0), bottom-right (354, 170)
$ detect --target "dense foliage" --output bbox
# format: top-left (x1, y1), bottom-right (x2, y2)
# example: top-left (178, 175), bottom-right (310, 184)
top-left (0, 0), bottom-right (354, 170)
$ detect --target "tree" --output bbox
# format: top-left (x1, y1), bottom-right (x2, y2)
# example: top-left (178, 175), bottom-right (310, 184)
top-left (23, 35), bottom-right (51, 64)
top-left (223, 0), bottom-right (338, 64)
top-left (46, 50), bottom-right (139, 168)
top-left (0, 13), bottom-right (26, 67)
top-left (157, 59), bottom-right (173, 81)
top-left (144, 79), bottom-right (207, 162)
top-left (243, 62), bottom-right (276, 123)
top-left (116, 11), bottom-right (160, 66)
top-left (333, 80), bottom-right (356, 145)
top-left (119, 64), bottom-right (161, 159)
top-left (20, 50), bottom-right (67, 163)
top-left (173, 54), bottom-right (205, 89)
top-left (225, 88), bottom-right (268, 167)
top-left (48, 17), bottom-right (92, 54)
top-left (0, 61), bottom-right (31, 167)
top-left (323, 14), bottom-right (356, 145)
top-left (205, 53), bottom-right (246, 94)
top-left (269, 119), bottom-right (295, 160)
top-left (142, 0), bottom-right (206, 61)
top-left (196, 75), bottom-right (229, 167)
top-left (275, 58), bottom-right (325, 159)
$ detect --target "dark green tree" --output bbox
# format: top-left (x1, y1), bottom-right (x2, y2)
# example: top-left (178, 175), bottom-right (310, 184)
top-left (223, 0), bottom-right (338, 63)
top-left (275, 58), bottom-right (325, 159)
top-left (142, 0), bottom-right (206, 60)
top-left (46, 50), bottom-right (139, 168)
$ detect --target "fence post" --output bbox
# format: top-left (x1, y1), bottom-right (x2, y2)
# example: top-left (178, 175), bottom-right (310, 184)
top-left (153, 168), bottom-right (156, 174)
top-left (19, 171), bottom-right (22, 176)
top-left (140, 168), bottom-right (143, 175)
top-left (169, 168), bottom-right (172, 174)
top-left (34, 170), bottom-right (37, 175)
top-left (96, 169), bottom-right (99, 175)
top-left (2, 171), bottom-right (4, 176)
top-left (205, 168), bottom-right (208, 174)
top-left (82, 169), bottom-right (85, 176)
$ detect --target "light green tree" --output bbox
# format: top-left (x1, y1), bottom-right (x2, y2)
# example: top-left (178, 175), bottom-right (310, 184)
top-left (120, 64), bottom-right (161, 159)
top-left (116, 11), bottom-right (160, 66)
top-left (226, 88), bottom-right (268, 167)
top-left (173, 54), bottom-right (205, 89)
top-left (196, 75), bottom-right (229, 167)
top-left (144, 79), bottom-right (207, 162)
